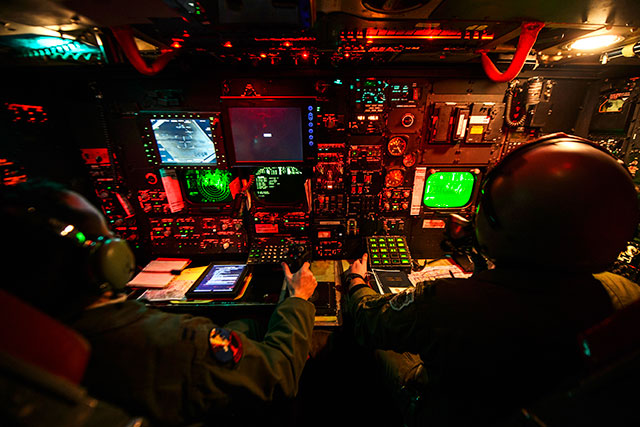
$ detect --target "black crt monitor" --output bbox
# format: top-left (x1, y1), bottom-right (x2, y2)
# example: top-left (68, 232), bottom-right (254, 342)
top-left (251, 166), bottom-right (307, 207)
top-left (221, 97), bottom-right (316, 166)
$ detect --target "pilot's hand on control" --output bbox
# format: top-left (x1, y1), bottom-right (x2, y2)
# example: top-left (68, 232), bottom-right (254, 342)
top-left (342, 253), bottom-right (367, 292)
top-left (282, 261), bottom-right (318, 301)
top-left (347, 253), bottom-right (368, 278)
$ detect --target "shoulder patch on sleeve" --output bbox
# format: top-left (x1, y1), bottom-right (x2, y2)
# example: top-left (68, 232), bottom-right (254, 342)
top-left (389, 287), bottom-right (416, 311)
top-left (209, 327), bottom-right (243, 365)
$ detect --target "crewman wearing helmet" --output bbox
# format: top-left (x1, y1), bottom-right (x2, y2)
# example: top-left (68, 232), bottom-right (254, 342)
top-left (343, 133), bottom-right (640, 426)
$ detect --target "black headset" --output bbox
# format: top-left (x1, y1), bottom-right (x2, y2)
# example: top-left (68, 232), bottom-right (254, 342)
top-left (27, 207), bottom-right (136, 294)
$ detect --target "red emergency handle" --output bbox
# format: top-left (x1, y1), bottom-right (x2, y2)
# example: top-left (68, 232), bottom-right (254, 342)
top-left (110, 25), bottom-right (178, 76)
top-left (479, 22), bottom-right (545, 82)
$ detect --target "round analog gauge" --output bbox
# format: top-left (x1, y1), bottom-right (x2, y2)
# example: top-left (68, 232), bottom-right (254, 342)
top-left (402, 152), bottom-right (417, 168)
top-left (387, 136), bottom-right (408, 156)
top-left (385, 169), bottom-right (405, 187)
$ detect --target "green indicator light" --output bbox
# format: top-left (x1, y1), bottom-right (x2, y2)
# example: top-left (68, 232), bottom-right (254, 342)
top-left (75, 232), bottom-right (86, 244)
top-left (582, 340), bottom-right (591, 357)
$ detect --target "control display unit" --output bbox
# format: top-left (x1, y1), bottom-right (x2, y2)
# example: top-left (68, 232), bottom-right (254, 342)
top-left (252, 166), bottom-right (307, 207)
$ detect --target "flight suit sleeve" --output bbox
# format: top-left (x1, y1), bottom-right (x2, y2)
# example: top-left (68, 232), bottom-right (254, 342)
top-left (346, 284), bottom-right (429, 354)
top-left (187, 296), bottom-right (315, 413)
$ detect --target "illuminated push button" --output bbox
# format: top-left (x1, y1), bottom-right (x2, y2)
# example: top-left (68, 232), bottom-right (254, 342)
top-left (382, 259), bottom-right (390, 265)
top-left (373, 260), bottom-right (381, 265)
top-left (401, 259), bottom-right (410, 265)
top-left (399, 248), bottom-right (406, 253)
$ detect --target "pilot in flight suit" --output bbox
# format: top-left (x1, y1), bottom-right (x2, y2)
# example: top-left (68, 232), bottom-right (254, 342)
top-left (342, 133), bottom-right (640, 426)
top-left (0, 179), bottom-right (318, 426)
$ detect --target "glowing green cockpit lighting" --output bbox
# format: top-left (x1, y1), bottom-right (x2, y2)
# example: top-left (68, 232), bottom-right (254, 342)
top-left (184, 169), bottom-right (232, 203)
top-left (75, 232), bottom-right (87, 245)
top-left (423, 171), bottom-right (475, 208)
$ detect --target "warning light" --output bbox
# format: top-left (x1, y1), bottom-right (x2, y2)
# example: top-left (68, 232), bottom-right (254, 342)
top-left (171, 41), bottom-right (182, 49)
top-left (302, 51), bottom-right (309, 59)
top-left (283, 41), bottom-right (292, 47)
top-left (223, 41), bottom-right (233, 48)
top-left (259, 53), bottom-right (267, 58)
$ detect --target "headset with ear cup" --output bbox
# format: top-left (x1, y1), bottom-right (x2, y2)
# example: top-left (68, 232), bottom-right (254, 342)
top-left (475, 132), bottom-right (639, 272)
top-left (27, 207), bottom-right (136, 294)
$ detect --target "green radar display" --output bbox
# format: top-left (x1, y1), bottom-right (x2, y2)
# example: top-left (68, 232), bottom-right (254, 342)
top-left (183, 169), bottom-right (233, 203)
top-left (423, 171), bottom-right (475, 208)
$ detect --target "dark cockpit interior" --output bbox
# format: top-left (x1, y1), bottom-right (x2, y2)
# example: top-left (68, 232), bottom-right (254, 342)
top-left (1, 1), bottom-right (640, 426)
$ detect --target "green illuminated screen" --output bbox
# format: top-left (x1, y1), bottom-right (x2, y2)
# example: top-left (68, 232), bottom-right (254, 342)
top-left (183, 169), bottom-right (233, 203)
top-left (423, 171), bottom-right (475, 208)
top-left (254, 166), bottom-right (305, 204)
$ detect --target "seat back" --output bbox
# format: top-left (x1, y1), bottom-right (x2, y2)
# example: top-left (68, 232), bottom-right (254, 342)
top-left (0, 289), bottom-right (90, 384)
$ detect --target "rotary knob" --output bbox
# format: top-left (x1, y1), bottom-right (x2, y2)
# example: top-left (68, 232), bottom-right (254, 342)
top-left (401, 113), bottom-right (415, 128)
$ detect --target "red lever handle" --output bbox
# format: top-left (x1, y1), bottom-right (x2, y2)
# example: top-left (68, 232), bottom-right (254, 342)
top-left (479, 22), bottom-right (545, 83)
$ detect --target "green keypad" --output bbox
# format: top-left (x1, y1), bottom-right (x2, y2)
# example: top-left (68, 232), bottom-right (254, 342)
top-left (366, 236), bottom-right (412, 269)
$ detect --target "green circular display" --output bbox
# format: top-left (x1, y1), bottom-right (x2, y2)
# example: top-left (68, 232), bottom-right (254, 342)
top-left (184, 169), bottom-right (232, 203)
